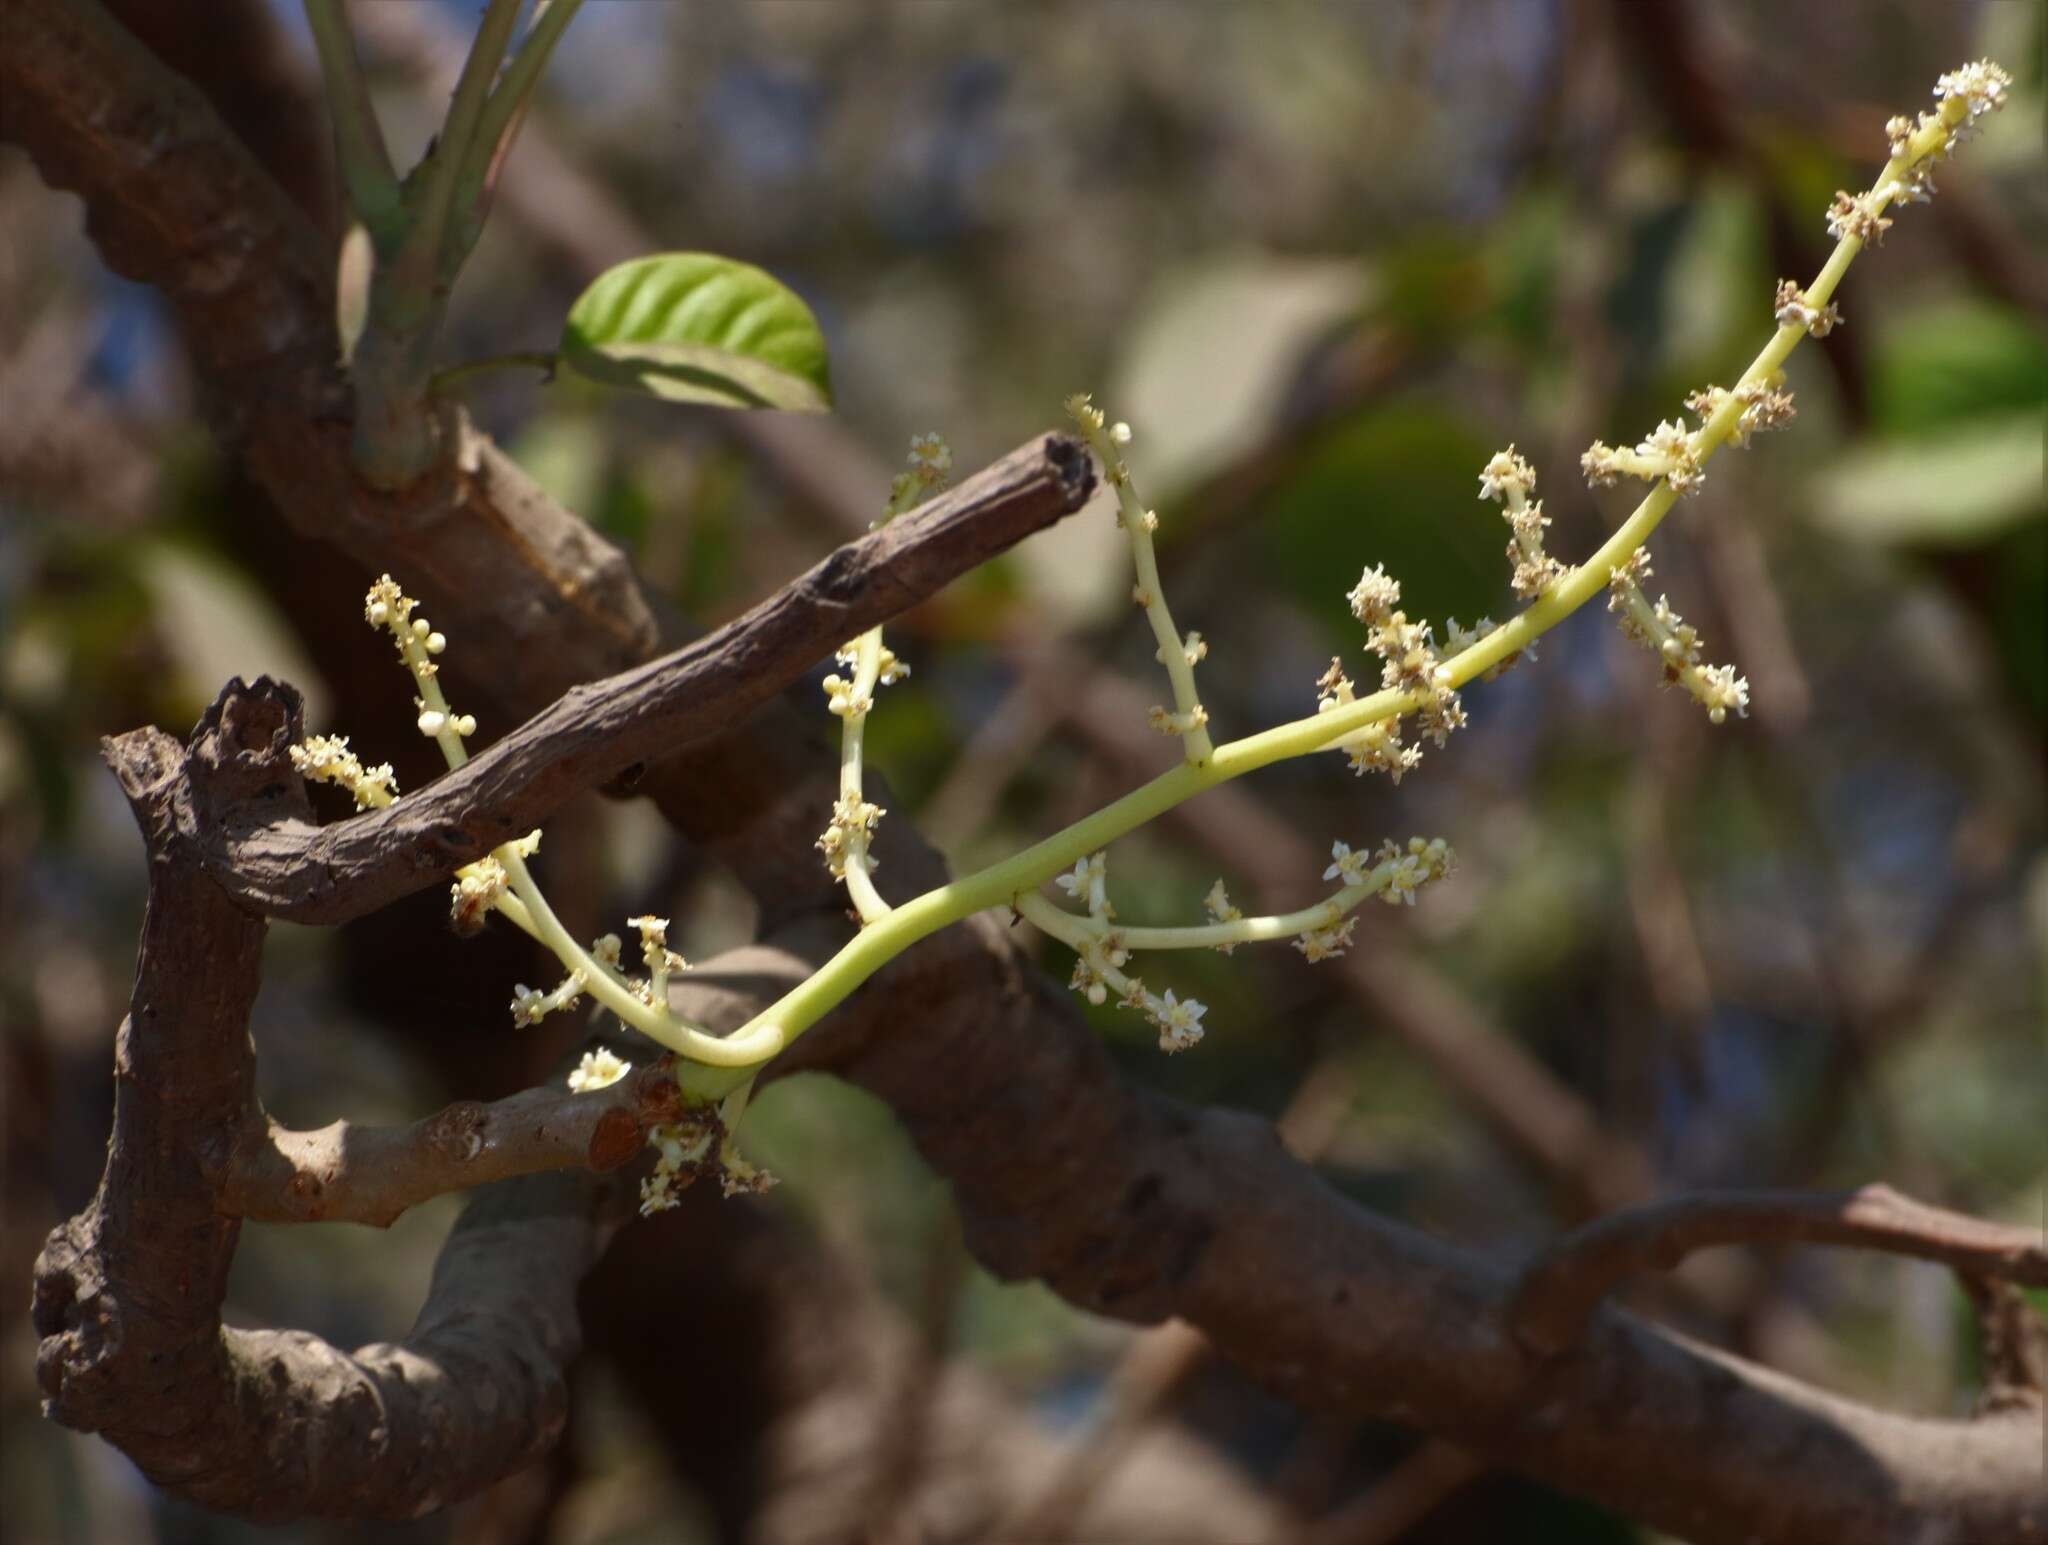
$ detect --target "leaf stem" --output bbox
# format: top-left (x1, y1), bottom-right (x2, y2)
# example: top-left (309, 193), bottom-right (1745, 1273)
top-left (303, 0), bottom-right (402, 243)
top-left (428, 350), bottom-right (560, 395)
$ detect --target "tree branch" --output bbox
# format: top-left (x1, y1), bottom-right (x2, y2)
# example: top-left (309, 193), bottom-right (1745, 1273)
top-left (192, 432), bottom-right (1090, 925)
top-left (30, 683), bottom-right (607, 1519)
top-left (1508, 1185), bottom-right (2048, 1359)
top-left (217, 1055), bottom-right (686, 1227)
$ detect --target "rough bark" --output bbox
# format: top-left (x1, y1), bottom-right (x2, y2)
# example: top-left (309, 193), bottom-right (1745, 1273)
top-left (29, 683), bottom-right (602, 1521)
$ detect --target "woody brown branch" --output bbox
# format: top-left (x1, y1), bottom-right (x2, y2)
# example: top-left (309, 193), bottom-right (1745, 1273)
top-left (217, 1055), bottom-right (686, 1227)
top-left (188, 432), bottom-right (1091, 926)
top-left (1508, 1184), bottom-right (2048, 1359)
top-left (30, 683), bottom-right (606, 1520)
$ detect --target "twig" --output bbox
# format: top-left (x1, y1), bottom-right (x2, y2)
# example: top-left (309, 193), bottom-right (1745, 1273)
top-left (301, 0), bottom-right (400, 237)
top-left (191, 433), bottom-right (1091, 925)
top-left (427, 348), bottom-right (558, 394)
top-left (1509, 1184), bottom-right (2048, 1359)
top-left (218, 1055), bottom-right (685, 1227)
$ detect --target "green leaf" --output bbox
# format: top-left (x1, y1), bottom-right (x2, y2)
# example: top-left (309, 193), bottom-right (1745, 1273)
top-left (1811, 413), bottom-right (2045, 547)
top-left (558, 253), bottom-right (832, 412)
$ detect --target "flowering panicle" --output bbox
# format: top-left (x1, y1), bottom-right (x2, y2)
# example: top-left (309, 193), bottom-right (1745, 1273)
top-left (1606, 550), bottom-right (1749, 724)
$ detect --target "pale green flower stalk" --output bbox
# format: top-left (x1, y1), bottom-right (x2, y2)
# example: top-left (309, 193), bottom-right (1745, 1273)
top-left (816, 434), bottom-right (949, 924)
top-left (1066, 395), bottom-right (1215, 762)
top-left (295, 62), bottom-right (2012, 1184)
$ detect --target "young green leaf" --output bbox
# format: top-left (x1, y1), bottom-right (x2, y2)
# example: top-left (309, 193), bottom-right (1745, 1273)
top-left (558, 252), bottom-right (832, 411)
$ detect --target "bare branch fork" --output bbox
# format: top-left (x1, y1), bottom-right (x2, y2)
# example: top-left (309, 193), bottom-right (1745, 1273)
top-left (31, 687), bottom-right (603, 1520)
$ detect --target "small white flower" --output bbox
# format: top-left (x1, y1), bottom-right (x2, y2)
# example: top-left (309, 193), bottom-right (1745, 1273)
top-left (1324, 841), bottom-right (1370, 886)
top-left (1154, 989), bottom-right (1207, 1052)
top-left (907, 431), bottom-right (953, 475)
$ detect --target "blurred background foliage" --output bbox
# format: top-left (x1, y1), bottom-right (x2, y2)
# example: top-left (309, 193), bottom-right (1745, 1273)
top-left (2, 1), bottom-right (2043, 1542)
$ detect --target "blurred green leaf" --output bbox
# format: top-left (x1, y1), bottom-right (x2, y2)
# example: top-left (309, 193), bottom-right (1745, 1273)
top-left (1111, 253), bottom-right (1369, 497)
top-left (560, 252), bottom-right (832, 411)
top-left (1811, 413), bottom-right (2044, 547)
top-left (1256, 405), bottom-right (1503, 634)
top-left (1869, 301), bottom-right (2048, 436)
top-left (137, 543), bottom-right (330, 724)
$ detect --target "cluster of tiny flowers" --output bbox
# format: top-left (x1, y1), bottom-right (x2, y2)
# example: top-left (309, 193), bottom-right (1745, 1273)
top-left (816, 793), bottom-right (885, 880)
top-left (511, 969), bottom-right (586, 1028)
top-left (1931, 60), bottom-right (2011, 136)
top-left (1870, 61), bottom-right (2011, 214)
top-left (364, 575), bottom-right (477, 741)
top-left (639, 1121), bottom-right (713, 1214)
top-left (1582, 420), bottom-right (1705, 496)
top-left (448, 829), bottom-right (538, 933)
top-left (1316, 658), bottom-right (1419, 782)
top-left (1064, 394), bottom-right (1134, 482)
top-left (1825, 191), bottom-right (1892, 247)
top-left (288, 734), bottom-right (398, 809)
top-left (1067, 930), bottom-right (1130, 1005)
top-left (1479, 446), bottom-right (1567, 599)
top-left (1292, 838), bottom-right (1453, 961)
top-left (449, 855), bottom-right (508, 934)
top-left (888, 431), bottom-right (954, 511)
top-left (1055, 850), bottom-right (1115, 919)
top-left (629, 914), bottom-right (688, 1006)
top-left (638, 1115), bottom-right (778, 1215)
top-left (1684, 379), bottom-right (1796, 450)
top-left (1772, 280), bottom-right (1841, 338)
top-left (1134, 987), bottom-right (1207, 1052)
top-left (567, 1048), bottom-right (631, 1092)
top-left (1606, 549), bottom-right (1750, 724)
top-left (1317, 560), bottom-right (1465, 781)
